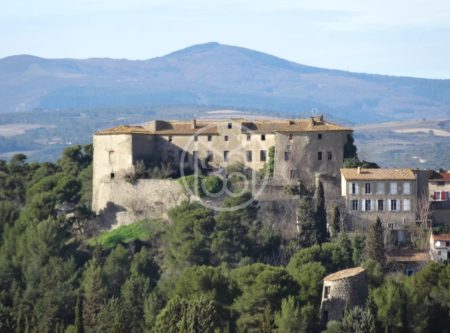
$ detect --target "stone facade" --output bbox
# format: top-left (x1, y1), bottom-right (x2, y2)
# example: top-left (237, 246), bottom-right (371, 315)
top-left (341, 168), bottom-right (418, 238)
top-left (428, 171), bottom-right (450, 225)
top-left (320, 267), bottom-right (368, 322)
top-left (92, 116), bottom-right (352, 215)
top-left (429, 234), bottom-right (450, 261)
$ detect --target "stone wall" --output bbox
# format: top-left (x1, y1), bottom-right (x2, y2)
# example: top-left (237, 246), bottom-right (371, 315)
top-left (321, 271), bottom-right (368, 322)
top-left (95, 178), bottom-right (191, 229)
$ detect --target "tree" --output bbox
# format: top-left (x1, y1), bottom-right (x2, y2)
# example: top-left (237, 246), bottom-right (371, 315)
top-left (101, 245), bottom-right (130, 297)
top-left (365, 217), bottom-right (386, 267)
top-left (75, 294), bottom-right (84, 333)
top-left (344, 134), bottom-right (357, 159)
top-left (329, 205), bottom-right (340, 237)
top-left (341, 306), bottom-right (375, 333)
top-left (297, 198), bottom-right (318, 247)
top-left (372, 278), bottom-right (407, 333)
top-left (275, 297), bottom-right (317, 333)
top-left (231, 264), bottom-right (299, 331)
top-left (166, 202), bottom-right (215, 269)
top-left (82, 260), bottom-right (107, 332)
top-left (121, 273), bottom-right (150, 333)
top-left (287, 262), bottom-right (326, 305)
top-left (314, 181), bottom-right (328, 243)
top-left (95, 297), bottom-right (126, 333)
top-left (352, 235), bottom-right (365, 266)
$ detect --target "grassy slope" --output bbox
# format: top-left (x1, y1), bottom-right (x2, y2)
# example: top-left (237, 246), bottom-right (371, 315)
top-left (88, 218), bottom-right (165, 248)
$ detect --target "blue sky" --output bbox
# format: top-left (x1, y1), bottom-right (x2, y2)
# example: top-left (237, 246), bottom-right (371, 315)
top-left (2, 0), bottom-right (450, 78)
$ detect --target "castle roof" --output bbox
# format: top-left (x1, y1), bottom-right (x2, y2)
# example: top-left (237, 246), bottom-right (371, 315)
top-left (95, 116), bottom-right (351, 135)
top-left (341, 168), bottom-right (416, 181)
top-left (324, 267), bottom-right (365, 282)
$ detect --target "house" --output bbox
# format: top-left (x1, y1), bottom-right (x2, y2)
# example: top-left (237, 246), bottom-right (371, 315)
top-left (92, 116), bottom-right (352, 213)
top-left (340, 168), bottom-right (417, 241)
top-left (429, 234), bottom-right (450, 261)
top-left (429, 171), bottom-right (450, 225)
top-left (387, 250), bottom-right (430, 275)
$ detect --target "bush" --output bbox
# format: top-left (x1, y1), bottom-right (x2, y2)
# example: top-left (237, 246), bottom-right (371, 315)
top-left (202, 176), bottom-right (223, 195)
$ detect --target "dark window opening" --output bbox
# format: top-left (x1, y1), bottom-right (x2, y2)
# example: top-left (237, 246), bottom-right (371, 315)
top-left (224, 135), bottom-right (228, 141)
top-left (246, 151), bottom-right (252, 162)
top-left (327, 151), bottom-right (332, 160)
top-left (194, 135), bottom-right (198, 142)
top-left (247, 134), bottom-right (251, 141)
top-left (378, 199), bottom-right (384, 211)
top-left (168, 136), bottom-right (173, 142)
top-left (110, 172), bottom-right (115, 180)
top-left (224, 151), bottom-right (229, 161)
top-left (365, 183), bottom-right (371, 194)
top-left (208, 135), bottom-right (212, 142)
top-left (206, 151), bottom-right (213, 162)
top-left (290, 169), bottom-right (296, 179)
top-left (318, 151), bottom-right (323, 160)
top-left (227, 122), bottom-right (232, 129)
top-left (289, 134), bottom-right (293, 140)
top-left (324, 286), bottom-right (331, 299)
top-left (260, 150), bottom-right (267, 161)
top-left (261, 134), bottom-right (266, 141)
top-left (318, 133), bottom-right (322, 140)
top-left (284, 151), bottom-right (290, 161)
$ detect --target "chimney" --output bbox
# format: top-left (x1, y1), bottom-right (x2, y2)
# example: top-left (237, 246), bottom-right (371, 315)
top-left (191, 118), bottom-right (197, 129)
top-left (357, 167), bottom-right (361, 174)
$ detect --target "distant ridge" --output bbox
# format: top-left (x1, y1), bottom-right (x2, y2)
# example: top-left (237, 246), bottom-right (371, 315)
top-left (1, 42), bottom-right (450, 123)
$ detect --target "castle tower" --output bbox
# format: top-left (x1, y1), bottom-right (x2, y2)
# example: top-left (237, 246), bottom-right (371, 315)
top-left (320, 267), bottom-right (368, 322)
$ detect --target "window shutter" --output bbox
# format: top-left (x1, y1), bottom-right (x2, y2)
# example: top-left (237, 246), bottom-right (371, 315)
top-left (387, 199), bottom-right (391, 211)
top-left (371, 200), bottom-right (375, 211)
top-left (355, 183), bottom-right (359, 194)
top-left (434, 192), bottom-right (437, 200)
top-left (361, 200), bottom-right (366, 211)
top-left (348, 183), bottom-right (352, 195)
top-left (442, 191), bottom-right (447, 200)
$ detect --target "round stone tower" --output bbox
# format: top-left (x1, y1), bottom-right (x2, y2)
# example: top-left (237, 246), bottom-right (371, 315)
top-left (320, 266), bottom-right (368, 322)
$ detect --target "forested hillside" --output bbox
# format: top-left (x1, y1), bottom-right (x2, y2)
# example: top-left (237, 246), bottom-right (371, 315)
top-left (0, 147), bottom-right (449, 332)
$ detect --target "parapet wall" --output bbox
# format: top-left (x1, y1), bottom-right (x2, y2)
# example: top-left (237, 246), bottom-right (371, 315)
top-left (94, 178), bottom-right (191, 229)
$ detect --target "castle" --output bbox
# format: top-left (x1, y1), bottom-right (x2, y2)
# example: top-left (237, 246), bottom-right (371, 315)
top-left (92, 116), bottom-right (352, 214)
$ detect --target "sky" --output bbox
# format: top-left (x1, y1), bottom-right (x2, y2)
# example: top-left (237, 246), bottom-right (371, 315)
top-left (2, 0), bottom-right (450, 79)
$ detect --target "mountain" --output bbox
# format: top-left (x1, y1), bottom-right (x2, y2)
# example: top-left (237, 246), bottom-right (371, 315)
top-left (1, 42), bottom-right (450, 123)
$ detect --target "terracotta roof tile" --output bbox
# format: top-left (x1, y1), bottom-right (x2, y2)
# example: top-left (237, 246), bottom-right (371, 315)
top-left (96, 117), bottom-right (352, 135)
top-left (432, 234), bottom-right (450, 241)
top-left (341, 168), bottom-right (416, 181)
top-left (430, 172), bottom-right (450, 182)
top-left (324, 267), bottom-right (365, 281)
top-left (387, 250), bottom-right (430, 262)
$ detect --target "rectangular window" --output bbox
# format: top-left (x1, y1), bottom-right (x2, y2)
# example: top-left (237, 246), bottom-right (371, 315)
top-left (391, 199), bottom-right (397, 211)
top-left (403, 199), bottom-right (411, 211)
top-left (365, 183), bottom-right (371, 194)
top-left (365, 199), bottom-right (371, 211)
top-left (285, 151), bottom-right (290, 161)
top-left (206, 151), bottom-right (213, 162)
top-left (351, 199), bottom-right (358, 211)
top-left (289, 134), bottom-right (293, 141)
top-left (194, 135), bottom-right (198, 142)
top-left (351, 183), bottom-right (357, 194)
top-left (223, 151), bottom-right (229, 161)
top-left (434, 192), bottom-right (441, 200)
top-left (247, 134), bottom-right (251, 141)
top-left (227, 122), bottom-right (232, 129)
top-left (261, 134), bottom-right (266, 141)
top-left (378, 199), bottom-right (384, 211)
top-left (246, 150), bottom-right (252, 162)
top-left (224, 135), bottom-right (228, 141)
top-left (324, 286), bottom-right (330, 299)
top-left (403, 182), bottom-right (410, 195)
top-left (208, 135), bottom-right (212, 142)
top-left (290, 169), bottom-right (296, 179)
top-left (260, 150), bottom-right (267, 162)
top-left (390, 182), bottom-right (397, 195)
top-left (318, 133), bottom-right (322, 140)
top-left (318, 152), bottom-right (323, 161)
top-left (327, 151), bottom-right (332, 160)
top-left (377, 182), bottom-right (385, 194)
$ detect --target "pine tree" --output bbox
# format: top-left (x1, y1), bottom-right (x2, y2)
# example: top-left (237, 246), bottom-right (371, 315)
top-left (365, 217), bottom-right (386, 267)
top-left (75, 294), bottom-right (84, 333)
top-left (330, 205), bottom-right (341, 237)
top-left (121, 273), bottom-right (150, 332)
top-left (297, 197), bottom-right (317, 247)
top-left (82, 260), bottom-right (107, 332)
top-left (314, 181), bottom-right (328, 243)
